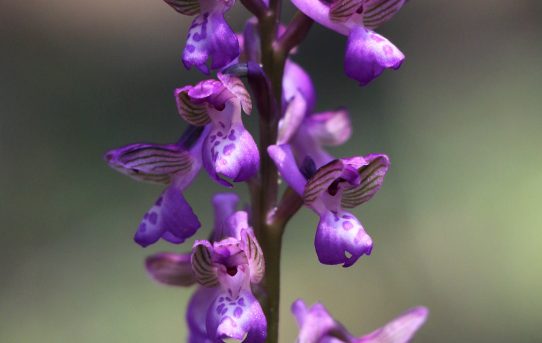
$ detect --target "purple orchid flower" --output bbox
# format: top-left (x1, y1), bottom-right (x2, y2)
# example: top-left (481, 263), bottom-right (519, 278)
top-left (145, 193), bottom-right (267, 342)
top-left (175, 73), bottom-right (259, 187)
top-left (292, 299), bottom-right (428, 343)
top-left (289, 0), bottom-right (406, 85)
top-left (105, 125), bottom-right (208, 247)
top-left (162, 0), bottom-right (240, 73)
top-left (270, 58), bottom-right (389, 267)
top-left (269, 144), bottom-right (389, 267)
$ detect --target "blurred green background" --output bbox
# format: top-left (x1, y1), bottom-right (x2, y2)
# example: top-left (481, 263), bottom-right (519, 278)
top-left (2, 0), bottom-right (542, 342)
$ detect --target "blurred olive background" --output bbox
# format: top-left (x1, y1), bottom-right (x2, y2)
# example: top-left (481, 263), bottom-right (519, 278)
top-left (2, 0), bottom-right (542, 342)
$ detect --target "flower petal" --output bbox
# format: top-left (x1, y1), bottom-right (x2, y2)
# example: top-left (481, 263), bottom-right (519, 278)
top-left (240, 228), bottom-right (265, 284)
top-left (342, 154), bottom-right (390, 208)
top-left (192, 240), bottom-right (220, 287)
top-left (304, 109), bottom-right (352, 147)
top-left (203, 122), bottom-right (260, 186)
top-left (145, 252), bottom-right (195, 287)
top-left (315, 210), bottom-right (373, 267)
top-left (187, 287), bottom-right (219, 342)
top-left (356, 307), bottom-right (429, 343)
top-left (206, 289), bottom-right (267, 343)
top-left (330, 0), bottom-right (364, 23)
top-left (105, 143), bottom-right (194, 184)
top-left (218, 73), bottom-right (252, 115)
top-left (162, 0), bottom-right (200, 16)
top-left (182, 11), bottom-right (240, 73)
top-left (135, 185), bottom-right (201, 247)
top-left (362, 0), bottom-right (407, 30)
top-left (303, 159), bottom-right (347, 208)
top-left (175, 86), bottom-right (212, 126)
top-left (211, 193), bottom-right (241, 241)
top-left (344, 27), bottom-right (404, 86)
top-left (268, 144), bottom-right (307, 196)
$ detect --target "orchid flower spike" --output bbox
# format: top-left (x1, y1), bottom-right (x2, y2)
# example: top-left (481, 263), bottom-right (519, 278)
top-left (105, 125), bottom-right (208, 247)
top-left (175, 74), bottom-right (259, 187)
top-left (292, 299), bottom-right (428, 343)
top-left (162, 0), bottom-right (240, 73)
top-left (289, 0), bottom-right (406, 85)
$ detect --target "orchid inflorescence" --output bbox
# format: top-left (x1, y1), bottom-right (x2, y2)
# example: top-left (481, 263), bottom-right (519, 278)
top-left (105, 0), bottom-right (428, 341)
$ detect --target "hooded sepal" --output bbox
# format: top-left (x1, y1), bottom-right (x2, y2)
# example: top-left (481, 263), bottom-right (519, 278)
top-left (341, 153), bottom-right (390, 208)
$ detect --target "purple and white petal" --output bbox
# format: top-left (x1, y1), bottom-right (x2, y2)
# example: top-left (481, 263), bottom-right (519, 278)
top-left (355, 307), bottom-right (429, 343)
top-left (206, 289), bottom-right (267, 343)
top-left (268, 144), bottom-right (307, 196)
top-left (182, 11), bottom-right (240, 74)
top-left (344, 27), bottom-right (404, 86)
top-left (315, 210), bottom-right (373, 267)
top-left (187, 287), bottom-right (219, 343)
top-left (135, 185), bottom-right (201, 247)
top-left (203, 121), bottom-right (259, 186)
top-left (342, 154), bottom-right (390, 208)
top-left (145, 252), bottom-right (195, 287)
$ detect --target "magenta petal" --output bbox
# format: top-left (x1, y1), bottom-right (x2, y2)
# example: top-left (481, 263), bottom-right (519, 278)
top-left (315, 210), bottom-right (373, 267)
top-left (134, 185), bottom-right (201, 247)
top-left (268, 144), bottom-right (307, 195)
top-left (203, 123), bottom-right (259, 186)
top-left (356, 307), bottom-right (429, 343)
top-left (345, 27), bottom-right (405, 86)
top-left (206, 289), bottom-right (267, 343)
top-left (182, 11), bottom-right (240, 73)
top-left (187, 287), bottom-right (219, 343)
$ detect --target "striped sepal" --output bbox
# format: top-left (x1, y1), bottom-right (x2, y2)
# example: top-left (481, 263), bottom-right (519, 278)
top-left (341, 154), bottom-right (389, 208)
top-left (191, 243), bottom-right (219, 287)
top-left (218, 73), bottom-right (252, 115)
top-left (241, 230), bottom-right (265, 284)
top-left (330, 0), bottom-right (364, 23)
top-left (303, 160), bottom-right (345, 206)
top-left (362, 0), bottom-right (405, 29)
top-left (162, 0), bottom-right (200, 16)
top-left (145, 252), bottom-right (195, 287)
top-left (106, 143), bottom-right (194, 184)
top-left (176, 90), bottom-right (211, 126)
